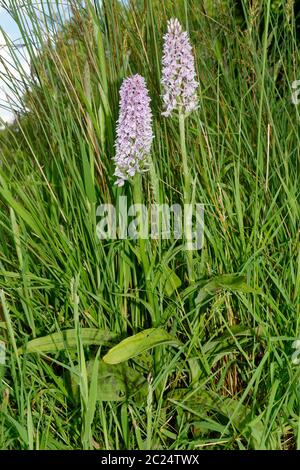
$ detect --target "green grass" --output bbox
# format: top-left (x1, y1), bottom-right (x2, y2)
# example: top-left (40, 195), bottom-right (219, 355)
top-left (0, 0), bottom-right (299, 450)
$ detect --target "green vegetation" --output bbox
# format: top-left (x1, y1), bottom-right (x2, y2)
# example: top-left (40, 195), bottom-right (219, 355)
top-left (0, 0), bottom-right (299, 450)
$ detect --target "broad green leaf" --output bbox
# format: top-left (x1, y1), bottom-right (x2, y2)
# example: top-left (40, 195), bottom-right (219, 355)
top-left (86, 360), bottom-right (147, 402)
top-left (196, 274), bottom-right (261, 305)
top-left (157, 265), bottom-right (182, 297)
top-left (18, 328), bottom-right (116, 354)
top-left (103, 328), bottom-right (179, 365)
top-left (168, 389), bottom-right (268, 449)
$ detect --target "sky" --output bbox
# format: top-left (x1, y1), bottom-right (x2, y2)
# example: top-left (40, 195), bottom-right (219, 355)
top-left (0, 2), bottom-right (72, 124)
top-left (0, 6), bottom-right (29, 123)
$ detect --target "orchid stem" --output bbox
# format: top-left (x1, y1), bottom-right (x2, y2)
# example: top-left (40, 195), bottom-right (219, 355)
top-left (179, 112), bottom-right (194, 283)
top-left (132, 173), bottom-right (157, 323)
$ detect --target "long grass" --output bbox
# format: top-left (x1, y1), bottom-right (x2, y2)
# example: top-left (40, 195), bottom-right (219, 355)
top-left (0, 0), bottom-right (299, 450)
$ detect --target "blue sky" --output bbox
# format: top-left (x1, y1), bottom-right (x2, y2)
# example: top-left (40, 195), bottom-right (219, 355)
top-left (0, 6), bottom-right (20, 42)
top-left (0, 2), bottom-right (71, 123)
top-left (0, 6), bottom-right (27, 123)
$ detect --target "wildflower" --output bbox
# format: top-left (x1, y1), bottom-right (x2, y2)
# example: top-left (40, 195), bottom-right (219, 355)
top-left (114, 74), bottom-right (154, 186)
top-left (161, 18), bottom-right (198, 117)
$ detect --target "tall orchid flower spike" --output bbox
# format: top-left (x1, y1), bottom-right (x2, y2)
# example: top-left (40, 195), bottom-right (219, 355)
top-left (161, 18), bottom-right (199, 117)
top-left (113, 74), bottom-right (154, 187)
top-left (161, 18), bottom-right (199, 283)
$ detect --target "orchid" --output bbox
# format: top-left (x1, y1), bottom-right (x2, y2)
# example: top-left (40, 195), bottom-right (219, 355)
top-left (113, 74), bottom-right (154, 186)
top-left (161, 18), bottom-right (198, 117)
